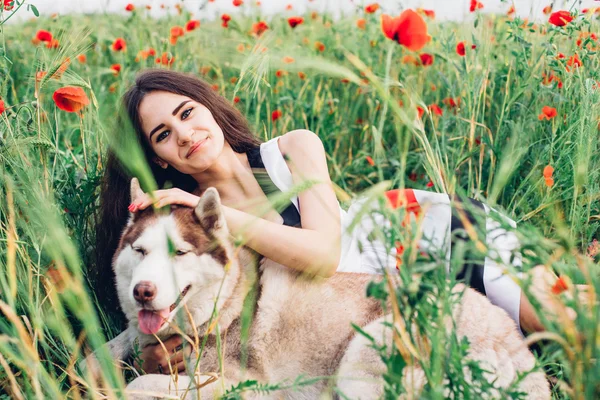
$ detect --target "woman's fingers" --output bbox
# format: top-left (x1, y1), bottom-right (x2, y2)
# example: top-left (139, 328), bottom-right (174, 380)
top-left (161, 345), bottom-right (190, 375)
top-left (154, 193), bottom-right (200, 209)
top-left (177, 361), bottom-right (187, 373)
top-left (130, 189), bottom-right (199, 211)
top-left (137, 335), bottom-right (189, 374)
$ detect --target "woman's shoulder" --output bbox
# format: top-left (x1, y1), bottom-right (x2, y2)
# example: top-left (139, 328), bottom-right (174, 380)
top-left (276, 129), bottom-right (324, 157)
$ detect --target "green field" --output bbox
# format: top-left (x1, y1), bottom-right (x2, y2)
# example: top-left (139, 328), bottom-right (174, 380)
top-left (1, 2), bottom-right (599, 398)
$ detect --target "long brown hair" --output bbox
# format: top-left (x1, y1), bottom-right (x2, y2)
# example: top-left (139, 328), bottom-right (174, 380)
top-left (94, 69), bottom-right (260, 324)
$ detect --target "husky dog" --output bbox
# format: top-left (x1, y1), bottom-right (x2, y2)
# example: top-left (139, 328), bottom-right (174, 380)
top-left (82, 178), bottom-right (550, 399)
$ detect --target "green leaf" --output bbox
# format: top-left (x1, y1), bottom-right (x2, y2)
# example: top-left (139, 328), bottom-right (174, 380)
top-left (29, 4), bottom-right (39, 17)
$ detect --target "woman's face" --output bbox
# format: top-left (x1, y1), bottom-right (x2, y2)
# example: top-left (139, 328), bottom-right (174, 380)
top-left (138, 91), bottom-right (226, 175)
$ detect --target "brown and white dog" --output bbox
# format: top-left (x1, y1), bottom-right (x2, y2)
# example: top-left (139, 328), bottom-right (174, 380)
top-left (81, 178), bottom-right (550, 399)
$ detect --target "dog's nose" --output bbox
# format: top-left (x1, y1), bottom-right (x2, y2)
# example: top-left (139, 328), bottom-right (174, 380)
top-left (133, 281), bottom-right (157, 303)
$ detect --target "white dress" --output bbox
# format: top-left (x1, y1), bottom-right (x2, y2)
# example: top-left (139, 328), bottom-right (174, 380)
top-left (257, 136), bottom-right (523, 332)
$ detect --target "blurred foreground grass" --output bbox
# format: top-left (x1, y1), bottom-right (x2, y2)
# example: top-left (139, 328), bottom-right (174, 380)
top-left (0, 2), bottom-right (599, 398)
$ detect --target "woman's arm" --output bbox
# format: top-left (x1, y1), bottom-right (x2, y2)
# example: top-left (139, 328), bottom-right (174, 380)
top-left (130, 130), bottom-right (342, 277)
top-left (223, 129), bottom-right (341, 277)
top-left (222, 205), bottom-right (339, 276)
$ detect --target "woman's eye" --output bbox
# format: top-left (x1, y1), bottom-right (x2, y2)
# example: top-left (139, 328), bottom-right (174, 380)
top-left (181, 107), bottom-right (192, 120)
top-left (175, 250), bottom-right (188, 256)
top-left (156, 130), bottom-right (170, 142)
top-left (133, 247), bottom-right (147, 256)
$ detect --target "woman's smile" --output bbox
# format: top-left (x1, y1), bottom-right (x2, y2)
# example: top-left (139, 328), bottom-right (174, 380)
top-left (186, 137), bottom-right (209, 158)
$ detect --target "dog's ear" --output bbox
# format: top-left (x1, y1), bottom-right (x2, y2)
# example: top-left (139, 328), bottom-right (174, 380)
top-left (130, 178), bottom-right (145, 204)
top-left (195, 187), bottom-right (228, 237)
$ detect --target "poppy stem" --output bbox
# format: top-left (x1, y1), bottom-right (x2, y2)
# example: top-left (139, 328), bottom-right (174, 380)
top-left (79, 115), bottom-right (88, 173)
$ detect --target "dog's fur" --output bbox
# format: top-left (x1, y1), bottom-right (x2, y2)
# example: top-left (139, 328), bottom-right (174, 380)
top-left (82, 179), bottom-right (550, 399)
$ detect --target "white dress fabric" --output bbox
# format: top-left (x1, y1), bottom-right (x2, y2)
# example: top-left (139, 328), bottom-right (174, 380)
top-left (258, 137), bottom-right (523, 332)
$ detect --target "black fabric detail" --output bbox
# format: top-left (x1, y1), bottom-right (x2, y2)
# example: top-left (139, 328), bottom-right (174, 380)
top-left (246, 146), bottom-right (302, 228)
top-left (449, 194), bottom-right (487, 296)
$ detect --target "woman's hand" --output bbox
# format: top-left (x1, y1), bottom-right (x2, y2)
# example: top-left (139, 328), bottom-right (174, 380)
top-left (129, 188), bottom-right (201, 212)
top-left (133, 335), bottom-right (190, 374)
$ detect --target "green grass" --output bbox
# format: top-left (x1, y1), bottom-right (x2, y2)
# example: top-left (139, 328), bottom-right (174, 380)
top-left (0, 2), bottom-right (599, 399)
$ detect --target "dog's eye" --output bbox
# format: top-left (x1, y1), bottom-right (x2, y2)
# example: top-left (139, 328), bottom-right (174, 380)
top-left (175, 250), bottom-right (188, 256)
top-left (133, 247), bottom-right (147, 256)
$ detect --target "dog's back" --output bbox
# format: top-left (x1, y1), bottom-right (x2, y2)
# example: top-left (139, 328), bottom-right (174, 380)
top-left (247, 263), bottom-right (383, 386)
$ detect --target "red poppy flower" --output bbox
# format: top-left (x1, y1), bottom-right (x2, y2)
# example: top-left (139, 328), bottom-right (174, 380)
top-left (442, 97), bottom-right (461, 108)
top-left (366, 156), bottom-right (375, 166)
top-left (288, 16), bottom-right (304, 28)
top-left (543, 165), bottom-right (554, 186)
top-left (419, 53), bottom-right (434, 66)
top-left (221, 14), bottom-right (231, 28)
top-left (148, 47), bottom-right (156, 56)
top-left (381, 9), bottom-right (430, 52)
top-left (52, 86), bottom-right (90, 113)
top-left (36, 29), bottom-right (53, 42)
top-left (538, 106), bottom-right (557, 120)
top-left (469, 0), bottom-right (484, 12)
top-left (233, 96), bottom-right (240, 104)
top-left (272, 109), bottom-right (282, 122)
top-left (456, 41), bottom-right (466, 56)
top-left (112, 37), bottom-right (127, 52)
top-left (110, 63), bottom-right (121, 75)
top-left (298, 71), bottom-right (306, 80)
top-left (76, 54), bottom-right (87, 64)
top-left (365, 3), bottom-right (379, 13)
top-left (286, 4), bottom-right (292, 10)
top-left (314, 41), bottom-right (325, 52)
top-left (156, 52), bottom-right (175, 66)
top-left (417, 8), bottom-right (435, 19)
top-left (356, 18), bottom-right (366, 29)
top-left (551, 276), bottom-right (568, 294)
top-left (171, 26), bottom-right (185, 38)
top-left (416, 106), bottom-right (424, 118)
top-left (233, 0), bottom-right (243, 6)
top-left (186, 20), bottom-right (200, 31)
top-left (566, 53), bottom-right (582, 71)
top-left (507, 5), bottom-right (515, 16)
top-left (125, 3), bottom-right (134, 11)
top-left (548, 11), bottom-right (573, 26)
top-left (275, 70), bottom-right (287, 78)
top-left (0, 99), bottom-right (5, 116)
top-left (428, 104), bottom-right (443, 116)
top-left (542, 5), bottom-right (552, 15)
top-left (251, 21), bottom-right (269, 37)
top-left (426, 180), bottom-right (434, 188)
top-left (47, 38), bottom-right (60, 49)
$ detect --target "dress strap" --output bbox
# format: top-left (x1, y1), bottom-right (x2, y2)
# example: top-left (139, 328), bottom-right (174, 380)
top-left (247, 142), bottom-right (302, 227)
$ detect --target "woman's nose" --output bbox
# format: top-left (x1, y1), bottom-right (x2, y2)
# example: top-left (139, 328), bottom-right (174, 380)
top-left (177, 128), bottom-right (194, 146)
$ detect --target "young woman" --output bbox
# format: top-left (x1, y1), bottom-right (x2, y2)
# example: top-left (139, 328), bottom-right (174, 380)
top-left (96, 69), bottom-right (547, 375)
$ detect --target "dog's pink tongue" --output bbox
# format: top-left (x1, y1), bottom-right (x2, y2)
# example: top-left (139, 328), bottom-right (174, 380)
top-left (138, 309), bottom-right (170, 335)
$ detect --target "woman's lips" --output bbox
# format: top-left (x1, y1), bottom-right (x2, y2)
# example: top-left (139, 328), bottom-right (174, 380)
top-left (186, 138), bottom-right (207, 158)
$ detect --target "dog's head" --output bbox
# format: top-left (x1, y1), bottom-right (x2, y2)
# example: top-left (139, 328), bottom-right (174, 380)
top-left (112, 178), bottom-right (237, 337)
